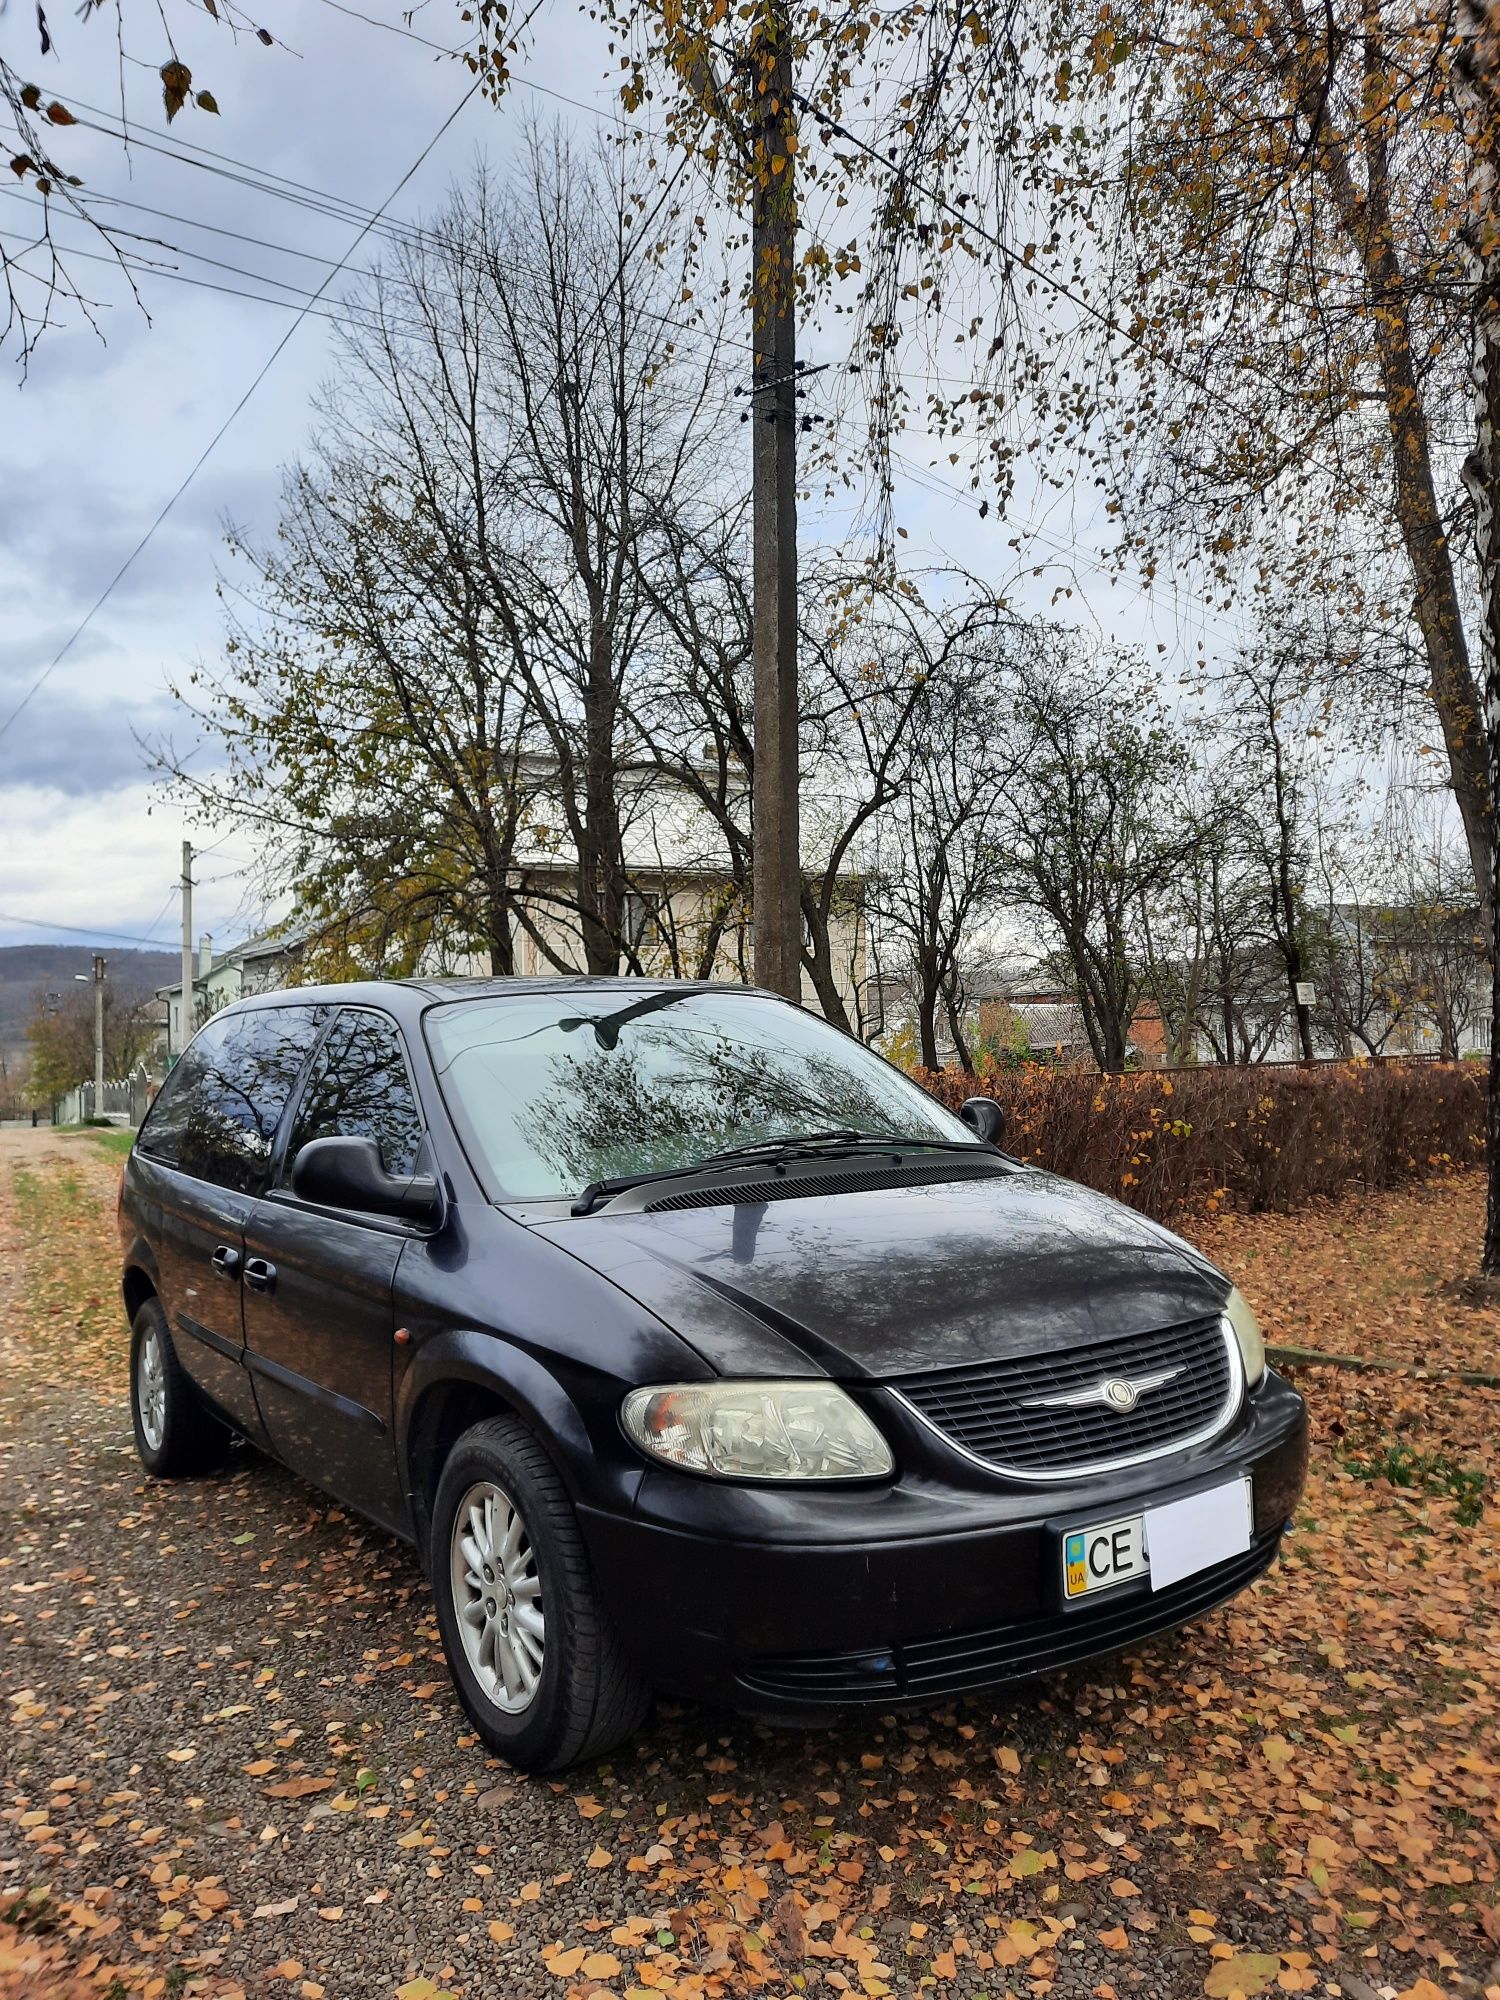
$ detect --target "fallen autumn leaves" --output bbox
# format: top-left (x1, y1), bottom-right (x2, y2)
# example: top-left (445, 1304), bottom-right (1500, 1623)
top-left (0, 1132), bottom-right (1495, 2000)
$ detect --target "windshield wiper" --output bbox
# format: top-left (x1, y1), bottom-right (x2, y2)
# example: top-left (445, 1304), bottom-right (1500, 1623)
top-left (699, 1127), bottom-right (867, 1162)
top-left (570, 1129), bottom-right (993, 1215)
top-left (699, 1129), bottom-right (985, 1166)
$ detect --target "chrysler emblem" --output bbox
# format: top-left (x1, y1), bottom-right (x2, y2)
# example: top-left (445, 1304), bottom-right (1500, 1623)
top-left (1022, 1366), bottom-right (1183, 1414)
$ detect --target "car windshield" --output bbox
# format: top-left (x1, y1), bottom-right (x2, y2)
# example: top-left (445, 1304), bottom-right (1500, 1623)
top-left (423, 988), bottom-right (976, 1201)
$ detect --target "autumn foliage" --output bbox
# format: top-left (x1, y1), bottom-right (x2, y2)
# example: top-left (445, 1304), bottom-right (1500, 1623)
top-left (911, 1061), bottom-right (1486, 1222)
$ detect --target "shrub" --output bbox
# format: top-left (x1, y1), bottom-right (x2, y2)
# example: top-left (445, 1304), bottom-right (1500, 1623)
top-left (910, 1061), bottom-right (1486, 1222)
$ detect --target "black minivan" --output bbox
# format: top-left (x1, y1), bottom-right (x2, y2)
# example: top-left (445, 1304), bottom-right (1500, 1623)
top-left (119, 979), bottom-right (1308, 1771)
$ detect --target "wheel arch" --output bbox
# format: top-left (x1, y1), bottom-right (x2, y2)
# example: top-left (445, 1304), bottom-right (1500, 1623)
top-left (398, 1333), bottom-right (601, 1562)
top-left (122, 1253), bottom-right (160, 1324)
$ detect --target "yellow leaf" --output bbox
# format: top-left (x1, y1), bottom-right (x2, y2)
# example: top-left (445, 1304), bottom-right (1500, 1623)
top-left (1204, 1954), bottom-right (1281, 1998)
top-left (542, 1945), bottom-right (587, 1977)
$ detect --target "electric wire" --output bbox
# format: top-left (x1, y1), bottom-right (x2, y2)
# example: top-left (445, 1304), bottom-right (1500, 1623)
top-left (0, 909), bottom-right (182, 947)
top-left (0, 77), bottom-right (484, 744)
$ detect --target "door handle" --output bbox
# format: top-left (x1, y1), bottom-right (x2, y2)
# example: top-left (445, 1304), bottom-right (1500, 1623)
top-left (211, 1244), bottom-right (241, 1280)
top-left (243, 1258), bottom-right (277, 1294)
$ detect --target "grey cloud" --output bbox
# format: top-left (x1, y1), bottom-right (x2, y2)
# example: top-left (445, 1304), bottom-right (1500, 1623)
top-left (0, 688), bottom-right (191, 795)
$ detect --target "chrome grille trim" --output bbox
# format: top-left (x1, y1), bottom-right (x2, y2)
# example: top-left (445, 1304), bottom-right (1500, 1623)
top-left (888, 1318), bottom-right (1245, 1484)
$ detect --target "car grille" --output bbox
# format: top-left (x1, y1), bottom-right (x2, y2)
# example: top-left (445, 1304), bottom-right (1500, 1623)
top-left (893, 1312), bottom-right (1237, 1478)
top-left (737, 1527), bottom-right (1282, 1706)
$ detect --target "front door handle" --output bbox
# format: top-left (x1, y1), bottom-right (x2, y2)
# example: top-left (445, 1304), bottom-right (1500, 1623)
top-left (211, 1244), bottom-right (241, 1280)
top-left (243, 1258), bottom-right (277, 1294)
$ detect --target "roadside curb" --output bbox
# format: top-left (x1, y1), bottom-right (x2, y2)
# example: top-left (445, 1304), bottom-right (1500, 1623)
top-left (1269, 1343), bottom-right (1500, 1390)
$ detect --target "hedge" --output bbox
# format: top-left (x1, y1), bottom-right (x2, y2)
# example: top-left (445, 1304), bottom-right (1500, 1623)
top-left (910, 1061), bottom-right (1486, 1223)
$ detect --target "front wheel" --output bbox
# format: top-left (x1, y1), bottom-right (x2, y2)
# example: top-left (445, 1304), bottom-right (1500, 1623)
top-left (430, 1416), bottom-right (650, 1772)
top-left (129, 1299), bottom-right (230, 1477)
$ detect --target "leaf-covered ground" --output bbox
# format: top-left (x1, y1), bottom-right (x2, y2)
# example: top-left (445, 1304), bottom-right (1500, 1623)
top-left (1193, 1177), bottom-right (1500, 1379)
top-left (1, 1132), bottom-right (1496, 2000)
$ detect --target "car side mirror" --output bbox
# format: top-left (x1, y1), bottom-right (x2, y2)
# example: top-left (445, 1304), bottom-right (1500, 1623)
top-left (959, 1095), bottom-right (1007, 1148)
top-left (290, 1134), bottom-right (446, 1228)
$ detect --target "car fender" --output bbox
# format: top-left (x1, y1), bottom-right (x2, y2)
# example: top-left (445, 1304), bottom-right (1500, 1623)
top-left (395, 1327), bottom-right (646, 1551)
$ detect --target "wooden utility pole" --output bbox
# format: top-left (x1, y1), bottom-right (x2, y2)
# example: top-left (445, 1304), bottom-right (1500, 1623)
top-left (180, 839), bottom-right (194, 1060)
top-left (92, 953), bottom-right (105, 1109)
top-left (749, 2), bottom-right (801, 1002)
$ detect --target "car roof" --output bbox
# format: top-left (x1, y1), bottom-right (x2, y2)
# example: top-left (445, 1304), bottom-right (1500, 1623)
top-left (213, 975), bottom-right (787, 1023)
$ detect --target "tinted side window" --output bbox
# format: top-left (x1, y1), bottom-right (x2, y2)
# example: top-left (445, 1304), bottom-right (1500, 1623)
top-left (138, 1005), bottom-right (328, 1193)
top-left (284, 1010), bottom-right (424, 1181)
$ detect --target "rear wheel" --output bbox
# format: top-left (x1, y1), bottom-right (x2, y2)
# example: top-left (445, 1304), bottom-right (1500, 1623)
top-left (129, 1298), bottom-right (230, 1477)
top-left (430, 1415), bottom-right (650, 1772)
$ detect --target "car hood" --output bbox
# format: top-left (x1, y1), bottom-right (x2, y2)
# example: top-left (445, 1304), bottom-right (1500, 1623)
top-left (530, 1167), bottom-right (1228, 1379)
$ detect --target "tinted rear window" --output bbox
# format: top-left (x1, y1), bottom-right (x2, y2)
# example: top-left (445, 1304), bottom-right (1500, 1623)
top-left (138, 1004), bottom-right (329, 1193)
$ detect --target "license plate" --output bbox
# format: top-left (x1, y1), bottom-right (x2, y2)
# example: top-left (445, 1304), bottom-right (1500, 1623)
top-left (1063, 1515), bottom-right (1147, 1598)
top-left (1063, 1478), bottom-right (1252, 1600)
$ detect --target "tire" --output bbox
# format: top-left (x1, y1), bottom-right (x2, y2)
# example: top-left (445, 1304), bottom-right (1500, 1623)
top-left (430, 1415), bottom-right (650, 1772)
top-left (129, 1298), bottom-right (231, 1477)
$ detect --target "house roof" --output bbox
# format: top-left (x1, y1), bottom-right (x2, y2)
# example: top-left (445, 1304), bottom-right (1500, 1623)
top-left (154, 926), bottom-right (306, 1000)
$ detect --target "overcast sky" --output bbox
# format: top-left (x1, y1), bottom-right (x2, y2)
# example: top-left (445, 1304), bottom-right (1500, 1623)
top-left (0, 0), bottom-right (1248, 959)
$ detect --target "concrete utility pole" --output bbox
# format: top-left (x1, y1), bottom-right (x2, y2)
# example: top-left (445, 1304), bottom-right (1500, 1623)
top-left (749, 2), bottom-right (802, 1003)
top-left (180, 839), bottom-right (194, 1057)
top-left (92, 953), bottom-right (105, 1109)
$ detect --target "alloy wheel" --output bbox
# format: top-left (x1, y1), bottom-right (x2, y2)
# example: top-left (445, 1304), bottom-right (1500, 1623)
top-left (449, 1479), bottom-right (545, 1712)
top-left (137, 1324), bottom-right (167, 1452)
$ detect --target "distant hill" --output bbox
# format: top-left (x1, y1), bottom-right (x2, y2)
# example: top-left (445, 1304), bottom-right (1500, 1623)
top-left (0, 944), bottom-right (180, 1063)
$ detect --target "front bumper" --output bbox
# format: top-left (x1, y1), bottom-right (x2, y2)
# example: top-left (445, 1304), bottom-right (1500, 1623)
top-left (580, 1370), bottom-right (1309, 1710)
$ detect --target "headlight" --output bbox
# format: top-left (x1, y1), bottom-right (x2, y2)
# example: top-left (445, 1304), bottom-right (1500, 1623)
top-left (1224, 1286), bottom-right (1265, 1385)
top-left (621, 1381), bottom-right (895, 1481)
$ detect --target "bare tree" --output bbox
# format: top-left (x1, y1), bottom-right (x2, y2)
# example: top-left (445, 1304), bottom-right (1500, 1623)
top-left (992, 640), bottom-right (1194, 1072)
top-left (159, 136), bottom-right (741, 977)
top-left (1218, 647), bottom-right (1346, 1064)
top-left (868, 604), bottom-right (1020, 1069)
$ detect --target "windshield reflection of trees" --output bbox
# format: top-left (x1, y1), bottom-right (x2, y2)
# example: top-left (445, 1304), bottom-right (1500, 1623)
top-left (513, 1027), bottom-right (920, 1189)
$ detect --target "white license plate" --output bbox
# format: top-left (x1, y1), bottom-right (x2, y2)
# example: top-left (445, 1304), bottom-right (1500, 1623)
top-left (1063, 1514), bottom-right (1147, 1598)
top-left (1063, 1478), bottom-right (1253, 1601)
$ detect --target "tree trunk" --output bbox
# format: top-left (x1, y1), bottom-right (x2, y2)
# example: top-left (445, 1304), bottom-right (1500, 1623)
top-left (943, 981), bottom-right (973, 1072)
top-left (1370, 299), bottom-right (1492, 931)
top-left (917, 990), bottom-right (940, 1072)
top-left (1274, 2), bottom-right (1494, 929)
top-left (1455, 0), bottom-right (1500, 1273)
top-left (799, 889), bottom-right (853, 1033)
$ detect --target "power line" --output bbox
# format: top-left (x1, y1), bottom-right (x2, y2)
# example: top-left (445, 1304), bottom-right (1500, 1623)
top-left (301, 0), bottom-right (640, 133)
top-left (0, 78), bottom-right (482, 745)
top-left (0, 179), bottom-right (756, 363)
top-left (771, 67), bottom-right (1358, 496)
top-left (0, 218), bottom-right (439, 341)
top-left (0, 910), bottom-right (180, 948)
